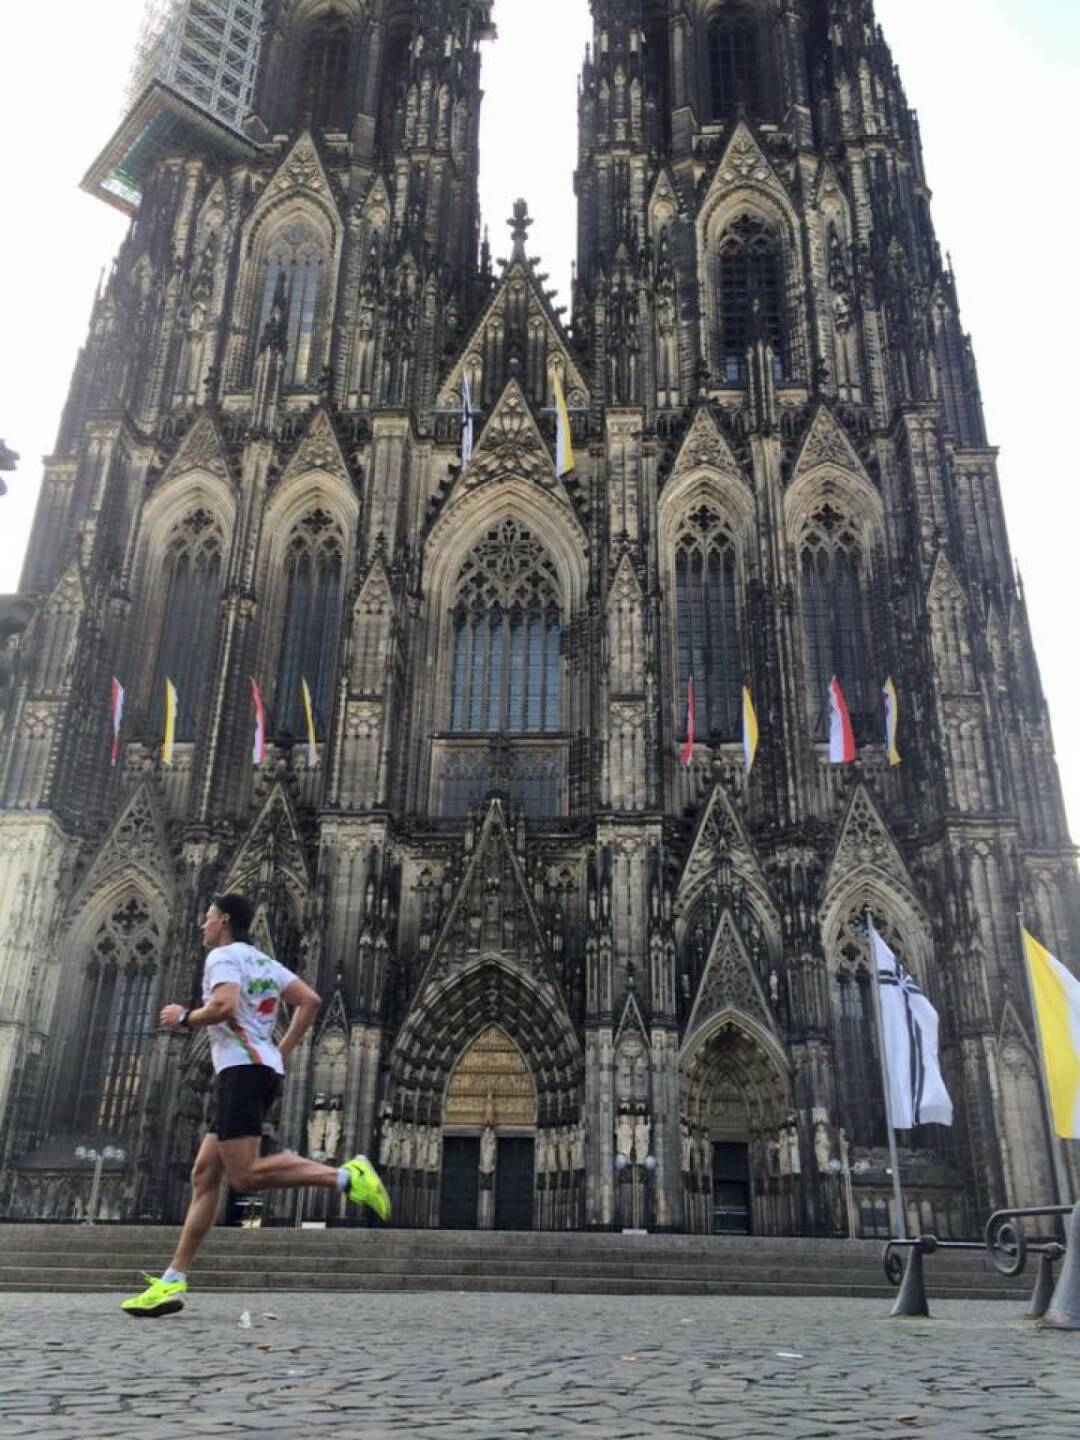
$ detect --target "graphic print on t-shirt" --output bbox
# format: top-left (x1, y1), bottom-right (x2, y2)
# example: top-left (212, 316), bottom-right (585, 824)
top-left (201, 942), bottom-right (298, 1075)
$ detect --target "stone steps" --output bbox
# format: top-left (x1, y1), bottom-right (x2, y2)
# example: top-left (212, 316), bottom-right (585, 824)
top-left (0, 1225), bottom-right (1027, 1300)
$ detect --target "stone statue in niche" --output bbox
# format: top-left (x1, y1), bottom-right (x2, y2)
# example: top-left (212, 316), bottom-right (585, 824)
top-left (633, 1113), bottom-right (651, 1163)
top-left (480, 1124), bottom-right (497, 1175)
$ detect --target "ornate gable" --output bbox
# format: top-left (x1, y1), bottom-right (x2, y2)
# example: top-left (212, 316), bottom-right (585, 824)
top-left (68, 781), bottom-right (174, 918)
top-left (678, 783), bottom-right (774, 922)
top-left (607, 550), bottom-right (645, 609)
top-left (998, 997), bottom-right (1035, 1055)
top-left (928, 550), bottom-right (966, 608)
top-left (698, 120), bottom-right (789, 217)
top-left (280, 408), bottom-right (351, 486)
top-left (161, 412), bottom-right (230, 483)
top-left (792, 404), bottom-right (866, 482)
top-left (614, 990), bottom-right (649, 1048)
top-left (668, 406), bottom-right (744, 484)
top-left (42, 562), bottom-right (85, 616)
top-left (221, 784), bottom-right (311, 911)
top-left (421, 798), bottom-right (558, 992)
top-left (456, 381), bottom-right (579, 523)
top-left (824, 784), bottom-right (914, 896)
top-left (685, 911), bottom-right (776, 1039)
top-left (354, 556), bottom-right (393, 612)
top-left (436, 260), bottom-right (589, 413)
top-left (266, 130), bottom-right (335, 205)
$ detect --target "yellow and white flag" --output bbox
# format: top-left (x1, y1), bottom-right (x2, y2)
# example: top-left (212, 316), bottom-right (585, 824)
top-left (1023, 929), bottom-right (1080, 1139)
top-left (883, 676), bottom-right (901, 767)
top-left (552, 368), bottom-right (575, 477)
top-left (162, 679), bottom-right (178, 767)
top-left (742, 687), bottom-right (759, 775)
top-left (301, 677), bottom-right (318, 769)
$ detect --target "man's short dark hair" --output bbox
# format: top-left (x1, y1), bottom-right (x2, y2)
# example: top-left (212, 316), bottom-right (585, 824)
top-left (212, 893), bottom-right (254, 940)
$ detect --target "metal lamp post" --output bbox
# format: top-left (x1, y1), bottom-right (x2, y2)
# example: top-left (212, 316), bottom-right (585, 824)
top-left (74, 1145), bottom-right (126, 1224)
top-left (615, 1151), bottom-right (657, 1234)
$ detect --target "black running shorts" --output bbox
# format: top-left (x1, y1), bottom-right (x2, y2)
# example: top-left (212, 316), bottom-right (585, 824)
top-left (210, 1065), bottom-right (282, 1141)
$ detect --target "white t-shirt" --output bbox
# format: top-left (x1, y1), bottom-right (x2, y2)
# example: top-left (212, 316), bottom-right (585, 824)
top-left (201, 942), bottom-right (298, 1075)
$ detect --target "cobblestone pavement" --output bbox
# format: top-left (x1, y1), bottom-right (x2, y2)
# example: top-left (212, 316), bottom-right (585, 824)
top-left (1, 1292), bottom-right (1077, 1439)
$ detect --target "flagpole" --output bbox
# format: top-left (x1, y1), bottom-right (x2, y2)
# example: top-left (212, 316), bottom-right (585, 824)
top-left (866, 910), bottom-right (908, 1240)
top-left (1015, 911), bottom-right (1071, 1206)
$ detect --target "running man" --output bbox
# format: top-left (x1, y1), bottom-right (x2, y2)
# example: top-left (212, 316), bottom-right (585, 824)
top-left (122, 893), bottom-right (389, 1317)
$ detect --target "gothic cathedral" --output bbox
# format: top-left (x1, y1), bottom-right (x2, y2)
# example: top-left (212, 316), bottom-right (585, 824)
top-left (1, 0), bottom-right (1077, 1235)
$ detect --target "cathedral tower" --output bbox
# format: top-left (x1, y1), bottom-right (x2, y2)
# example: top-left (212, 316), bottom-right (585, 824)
top-left (1, 0), bottom-right (1076, 1232)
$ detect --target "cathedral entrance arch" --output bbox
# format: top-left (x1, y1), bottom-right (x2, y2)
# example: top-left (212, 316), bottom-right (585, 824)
top-left (680, 1014), bottom-right (795, 1235)
top-left (441, 1026), bottom-right (537, 1230)
top-left (383, 959), bottom-right (583, 1230)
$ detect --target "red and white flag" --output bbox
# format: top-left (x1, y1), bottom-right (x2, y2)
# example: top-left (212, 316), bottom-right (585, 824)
top-left (680, 675), bottom-right (696, 768)
top-left (251, 677), bottom-right (267, 766)
top-left (109, 677), bottom-right (124, 767)
top-left (828, 676), bottom-right (856, 764)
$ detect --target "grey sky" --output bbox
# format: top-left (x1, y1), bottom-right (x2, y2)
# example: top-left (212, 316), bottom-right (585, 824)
top-left (1, 1), bottom-right (1078, 834)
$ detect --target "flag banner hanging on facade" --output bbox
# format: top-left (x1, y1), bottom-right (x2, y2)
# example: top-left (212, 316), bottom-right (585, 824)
top-left (109, 677), bottom-right (125, 768)
top-left (680, 675), bottom-right (696, 769)
top-left (251, 677), bottom-right (267, 767)
top-left (742, 686), bottom-right (759, 774)
top-left (870, 922), bottom-right (954, 1128)
top-left (1023, 929), bottom-right (1080, 1139)
top-left (460, 371), bottom-right (474, 473)
top-left (828, 676), bottom-right (856, 764)
top-left (162, 679), bottom-right (178, 767)
top-left (301, 677), bottom-right (318, 768)
top-left (883, 676), bottom-right (901, 766)
top-left (552, 368), bottom-right (575, 477)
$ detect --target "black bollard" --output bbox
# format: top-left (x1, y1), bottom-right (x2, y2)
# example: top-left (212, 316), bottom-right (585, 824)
top-left (1027, 1244), bottom-right (1064, 1319)
top-left (1044, 1201), bottom-right (1080, 1331)
top-left (890, 1235), bottom-right (937, 1318)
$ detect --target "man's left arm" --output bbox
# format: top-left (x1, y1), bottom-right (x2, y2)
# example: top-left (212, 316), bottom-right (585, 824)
top-left (277, 976), bottom-right (322, 1061)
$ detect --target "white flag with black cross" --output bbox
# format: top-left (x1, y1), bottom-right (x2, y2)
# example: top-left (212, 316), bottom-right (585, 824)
top-left (870, 921), bottom-right (954, 1129)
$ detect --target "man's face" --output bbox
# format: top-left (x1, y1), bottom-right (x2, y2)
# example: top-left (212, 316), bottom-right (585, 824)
top-left (200, 905), bottom-right (230, 950)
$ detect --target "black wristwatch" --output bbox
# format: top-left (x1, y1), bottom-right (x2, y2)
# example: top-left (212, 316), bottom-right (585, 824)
top-left (179, 1008), bottom-right (192, 1030)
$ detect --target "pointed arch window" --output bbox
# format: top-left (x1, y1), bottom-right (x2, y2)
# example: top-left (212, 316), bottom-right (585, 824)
top-left (800, 505), bottom-right (872, 740)
top-left (257, 222), bottom-right (325, 389)
top-left (298, 18), bottom-right (352, 132)
top-left (276, 509), bottom-right (344, 740)
top-left (151, 509), bottom-right (224, 741)
top-left (708, 10), bottom-right (760, 121)
top-left (64, 895), bottom-right (163, 1137)
top-left (449, 519), bottom-right (562, 736)
top-left (834, 918), bottom-right (893, 1148)
top-left (675, 507), bottom-right (741, 742)
top-left (716, 214), bottom-right (786, 382)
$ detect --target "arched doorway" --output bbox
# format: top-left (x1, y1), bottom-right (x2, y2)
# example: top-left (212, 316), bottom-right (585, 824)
top-left (383, 959), bottom-right (583, 1230)
top-left (441, 1026), bottom-right (537, 1230)
top-left (680, 1014), bottom-right (795, 1235)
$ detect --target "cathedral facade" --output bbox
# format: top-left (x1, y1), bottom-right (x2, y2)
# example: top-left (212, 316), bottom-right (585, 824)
top-left (1, 0), bottom-right (1077, 1235)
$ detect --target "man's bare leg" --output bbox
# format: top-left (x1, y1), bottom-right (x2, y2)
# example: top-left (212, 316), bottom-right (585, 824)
top-left (218, 1136), bottom-right (342, 1193)
top-left (169, 1132), bottom-right (226, 1273)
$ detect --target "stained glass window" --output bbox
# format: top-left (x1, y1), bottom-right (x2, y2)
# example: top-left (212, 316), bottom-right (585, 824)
top-left (276, 510), bottom-right (343, 738)
top-left (675, 507), bottom-right (741, 741)
top-left (151, 509), bottom-right (223, 741)
top-left (449, 520), bottom-right (562, 736)
top-left (257, 223), bottom-right (324, 388)
top-left (299, 19), bottom-right (351, 132)
top-left (709, 11), bottom-right (761, 120)
top-left (800, 505), bottom-right (872, 740)
top-left (716, 214), bottom-right (786, 382)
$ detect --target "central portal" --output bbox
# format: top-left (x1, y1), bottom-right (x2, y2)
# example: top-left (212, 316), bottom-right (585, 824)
top-left (439, 1026), bottom-right (537, 1230)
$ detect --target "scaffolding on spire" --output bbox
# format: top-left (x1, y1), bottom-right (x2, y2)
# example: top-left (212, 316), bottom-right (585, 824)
top-left (82, 0), bottom-right (265, 215)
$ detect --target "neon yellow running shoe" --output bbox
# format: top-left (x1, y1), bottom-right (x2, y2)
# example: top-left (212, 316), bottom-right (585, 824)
top-left (342, 1155), bottom-right (390, 1221)
top-left (121, 1273), bottom-right (187, 1318)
